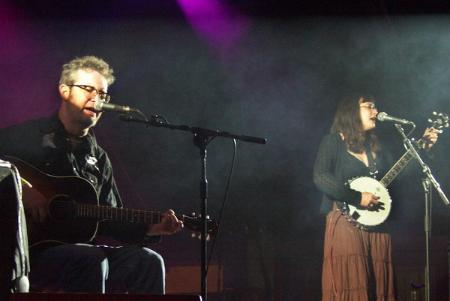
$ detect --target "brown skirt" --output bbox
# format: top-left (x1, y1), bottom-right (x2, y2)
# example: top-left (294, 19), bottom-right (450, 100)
top-left (322, 210), bottom-right (396, 301)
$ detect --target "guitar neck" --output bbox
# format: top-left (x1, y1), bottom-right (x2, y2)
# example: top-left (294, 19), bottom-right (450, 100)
top-left (380, 148), bottom-right (415, 187)
top-left (76, 203), bottom-right (162, 225)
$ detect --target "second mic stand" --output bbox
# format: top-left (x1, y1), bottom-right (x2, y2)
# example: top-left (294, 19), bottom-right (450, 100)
top-left (394, 124), bottom-right (449, 301)
top-left (120, 114), bottom-right (266, 301)
top-left (193, 133), bottom-right (210, 301)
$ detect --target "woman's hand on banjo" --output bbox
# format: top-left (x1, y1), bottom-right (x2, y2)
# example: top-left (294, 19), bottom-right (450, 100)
top-left (360, 192), bottom-right (381, 210)
top-left (422, 127), bottom-right (439, 150)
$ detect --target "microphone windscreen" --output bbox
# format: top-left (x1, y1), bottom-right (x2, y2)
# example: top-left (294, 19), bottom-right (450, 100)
top-left (377, 112), bottom-right (388, 121)
top-left (94, 101), bottom-right (104, 112)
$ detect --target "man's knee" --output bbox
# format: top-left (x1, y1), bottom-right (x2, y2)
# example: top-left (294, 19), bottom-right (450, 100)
top-left (140, 248), bottom-right (165, 270)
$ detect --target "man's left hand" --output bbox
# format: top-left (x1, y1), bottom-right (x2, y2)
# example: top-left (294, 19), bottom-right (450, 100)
top-left (146, 209), bottom-right (184, 236)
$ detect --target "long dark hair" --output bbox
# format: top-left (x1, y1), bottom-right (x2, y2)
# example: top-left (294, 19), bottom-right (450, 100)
top-left (330, 95), bottom-right (379, 153)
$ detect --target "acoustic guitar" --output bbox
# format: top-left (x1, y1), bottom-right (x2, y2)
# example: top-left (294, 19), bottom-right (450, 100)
top-left (5, 156), bottom-right (217, 247)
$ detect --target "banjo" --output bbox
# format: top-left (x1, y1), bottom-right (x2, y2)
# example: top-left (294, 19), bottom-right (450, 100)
top-left (345, 112), bottom-right (448, 229)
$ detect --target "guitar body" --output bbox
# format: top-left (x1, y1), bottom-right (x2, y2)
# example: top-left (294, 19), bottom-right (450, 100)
top-left (5, 156), bottom-right (217, 248)
top-left (7, 157), bottom-right (100, 247)
top-left (347, 176), bottom-right (392, 228)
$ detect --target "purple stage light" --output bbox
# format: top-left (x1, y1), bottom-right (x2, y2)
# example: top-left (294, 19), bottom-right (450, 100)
top-left (177, 0), bottom-right (251, 56)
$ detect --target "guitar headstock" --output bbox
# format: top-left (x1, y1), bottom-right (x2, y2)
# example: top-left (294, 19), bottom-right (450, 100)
top-left (428, 111), bottom-right (449, 133)
top-left (181, 213), bottom-right (218, 241)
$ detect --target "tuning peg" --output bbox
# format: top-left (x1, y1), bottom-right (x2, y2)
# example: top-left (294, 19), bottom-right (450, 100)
top-left (432, 111), bottom-right (449, 121)
top-left (190, 212), bottom-right (210, 220)
top-left (190, 232), bottom-right (211, 241)
top-left (432, 111), bottom-right (443, 117)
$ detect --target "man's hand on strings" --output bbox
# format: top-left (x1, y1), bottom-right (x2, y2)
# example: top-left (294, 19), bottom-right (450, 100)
top-left (146, 209), bottom-right (183, 236)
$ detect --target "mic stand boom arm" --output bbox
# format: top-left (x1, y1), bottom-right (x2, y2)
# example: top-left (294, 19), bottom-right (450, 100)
top-left (120, 114), bottom-right (267, 144)
top-left (120, 114), bottom-right (266, 301)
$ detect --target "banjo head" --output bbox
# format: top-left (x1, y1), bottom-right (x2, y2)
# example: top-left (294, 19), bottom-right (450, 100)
top-left (347, 176), bottom-right (392, 227)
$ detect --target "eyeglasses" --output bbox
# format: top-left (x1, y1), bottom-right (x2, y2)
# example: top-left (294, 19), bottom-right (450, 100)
top-left (360, 103), bottom-right (377, 110)
top-left (68, 84), bottom-right (111, 103)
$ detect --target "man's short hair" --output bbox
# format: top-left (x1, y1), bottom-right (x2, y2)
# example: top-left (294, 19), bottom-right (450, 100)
top-left (59, 56), bottom-right (115, 86)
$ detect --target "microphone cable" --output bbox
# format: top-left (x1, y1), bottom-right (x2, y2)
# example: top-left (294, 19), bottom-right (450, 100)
top-left (205, 138), bottom-right (237, 276)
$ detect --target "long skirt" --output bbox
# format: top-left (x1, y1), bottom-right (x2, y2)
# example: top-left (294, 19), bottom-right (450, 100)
top-left (322, 210), bottom-right (396, 301)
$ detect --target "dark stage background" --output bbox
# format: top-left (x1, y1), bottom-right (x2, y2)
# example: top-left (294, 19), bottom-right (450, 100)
top-left (1, 1), bottom-right (450, 300)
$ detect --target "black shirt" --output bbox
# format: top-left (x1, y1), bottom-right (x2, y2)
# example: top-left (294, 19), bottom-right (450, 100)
top-left (0, 114), bottom-right (152, 244)
top-left (313, 133), bottom-right (393, 214)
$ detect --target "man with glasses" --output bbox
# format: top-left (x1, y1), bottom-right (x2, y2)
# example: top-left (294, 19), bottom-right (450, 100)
top-left (0, 56), bottom-right (183, 294)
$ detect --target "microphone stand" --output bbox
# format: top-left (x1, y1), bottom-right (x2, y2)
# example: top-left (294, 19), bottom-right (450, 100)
top-left (394, 124), bottom-right (449, 301)
top-left (120, 114), bottom-right (267, 301)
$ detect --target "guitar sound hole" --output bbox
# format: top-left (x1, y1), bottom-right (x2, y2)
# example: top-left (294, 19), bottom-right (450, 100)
top-left (49, 196), bottom-right (75, 220)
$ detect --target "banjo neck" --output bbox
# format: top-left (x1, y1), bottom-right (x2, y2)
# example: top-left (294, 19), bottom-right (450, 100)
top-left (380, 148), bottom-right (416, 187)
top-left (380, 112), bottom-right (448, 187)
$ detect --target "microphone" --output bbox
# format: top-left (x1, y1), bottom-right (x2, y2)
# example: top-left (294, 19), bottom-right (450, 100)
top-left (94, 101), bottom-right (137, 113)
top-left (377, 112), bottom-right (415, 126)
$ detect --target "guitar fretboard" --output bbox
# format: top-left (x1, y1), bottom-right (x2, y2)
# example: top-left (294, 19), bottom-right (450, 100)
top-left (76, 203), bottom-right (161, 224)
